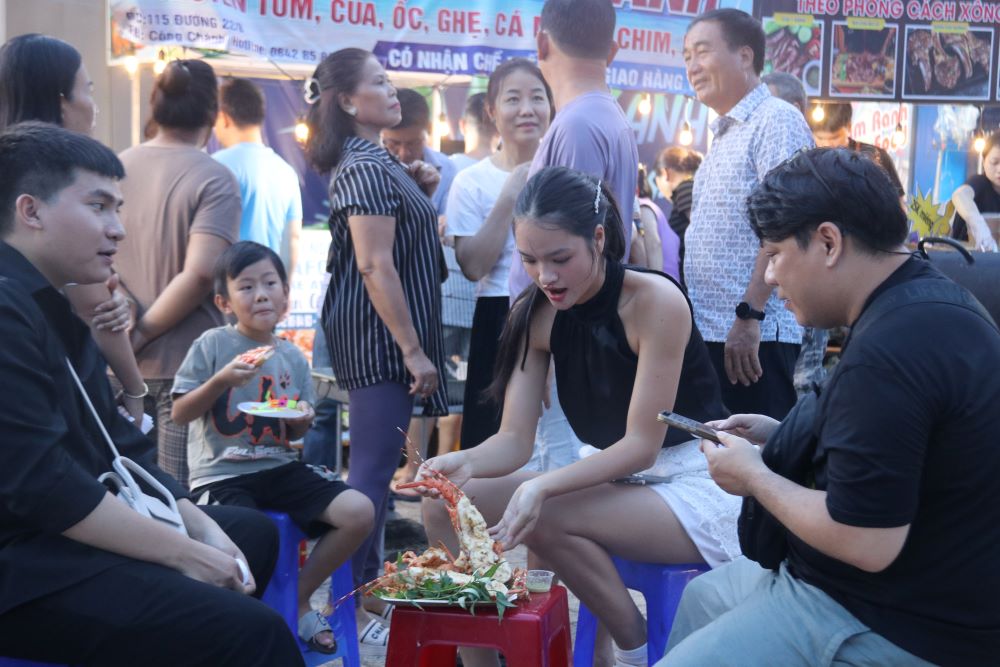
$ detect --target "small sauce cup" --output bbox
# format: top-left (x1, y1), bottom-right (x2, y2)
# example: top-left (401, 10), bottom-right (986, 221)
top-left (526, 569), bottom-right (555, 593)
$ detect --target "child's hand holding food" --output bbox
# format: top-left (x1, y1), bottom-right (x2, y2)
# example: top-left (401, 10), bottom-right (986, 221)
top-left (217, 355), bottom-right (260, 388)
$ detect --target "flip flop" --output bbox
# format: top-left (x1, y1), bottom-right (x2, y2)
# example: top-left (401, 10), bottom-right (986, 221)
top-left (298, 609), bottom-right (337, 654)
top-left (358, 618), bottom-right (390, 657)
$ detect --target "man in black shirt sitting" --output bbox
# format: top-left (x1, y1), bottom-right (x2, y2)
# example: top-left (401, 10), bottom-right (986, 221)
top-left (0, 123), bottom-right (302, 666)
top-left (660, 148), bottom-right (1000, 667)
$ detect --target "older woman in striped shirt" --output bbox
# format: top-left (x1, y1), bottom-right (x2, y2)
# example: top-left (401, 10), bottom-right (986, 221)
top-left (304, 48), bottom-right (447, 644)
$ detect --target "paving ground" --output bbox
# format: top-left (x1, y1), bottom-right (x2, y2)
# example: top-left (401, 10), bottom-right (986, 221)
top-left (313, 493), bottom-right (646, 667)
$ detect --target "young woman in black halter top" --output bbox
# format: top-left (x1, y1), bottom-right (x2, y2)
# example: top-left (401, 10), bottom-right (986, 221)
top-left (410, 166), bottom-right (741, 666)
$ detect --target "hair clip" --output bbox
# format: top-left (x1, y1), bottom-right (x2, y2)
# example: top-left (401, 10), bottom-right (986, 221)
top-left (303, 77), bottom-right (322, 105)
top-left (594, 180), bottom-right (602, 214)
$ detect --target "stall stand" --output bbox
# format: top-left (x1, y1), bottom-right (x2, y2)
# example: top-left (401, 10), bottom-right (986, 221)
top-left (755, 0), bottom-right (1000, 239)
top-left (107, 0), bottom-right (754, 346)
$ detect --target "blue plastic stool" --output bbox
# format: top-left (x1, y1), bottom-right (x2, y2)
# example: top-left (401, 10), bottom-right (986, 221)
top-left (262, 511), bottom-right (361, 667)
top-left (573, 557), bottom-right (709, 667)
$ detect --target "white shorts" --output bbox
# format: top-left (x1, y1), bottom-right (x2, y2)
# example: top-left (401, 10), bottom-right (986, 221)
top-left (580, 440), bottom-right (742, 568)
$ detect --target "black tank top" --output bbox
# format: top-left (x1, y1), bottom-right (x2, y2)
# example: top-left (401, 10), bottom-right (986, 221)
top-left (551, 258), bottom-right (726, 449)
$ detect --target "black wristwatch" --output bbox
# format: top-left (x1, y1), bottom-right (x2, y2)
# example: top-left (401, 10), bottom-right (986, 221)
top-left (735, 301), bottom-right (766, 321)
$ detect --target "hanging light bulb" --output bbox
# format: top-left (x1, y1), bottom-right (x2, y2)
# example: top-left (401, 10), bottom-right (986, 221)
top-left (435, 112), bottom-right (450, 139)
top-left (123, 55), bottom-right (139, 77)
top-left (153, 51), bottom-right (167, 75)
top-left (294, 119), bottom-right (309, 144)
top-left (890, 122), bottom-right (905, 149)
top-left (678, 120), bottom-right (694, 146)
top-left (973, 106), bottom-right (986, 153)
top-left (638, 93), bottom-right (652, 116)
top-left (974, 132), bottom-right (987, 153)
top-left (432, 85), bottom-right (451, 140)
top-left (811, 103), bottom-right (825, 123)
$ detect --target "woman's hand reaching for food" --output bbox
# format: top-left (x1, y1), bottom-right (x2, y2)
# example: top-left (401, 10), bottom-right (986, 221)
top-left (707, 413), bottom-right (780, 446)
top-left (398, 452), bottom-right (473, 499)
top-left (489, 479), bottom-right (545, 550)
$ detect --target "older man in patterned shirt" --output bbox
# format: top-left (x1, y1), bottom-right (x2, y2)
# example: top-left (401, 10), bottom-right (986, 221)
top-left (682, 9), bottom-right (814, 419)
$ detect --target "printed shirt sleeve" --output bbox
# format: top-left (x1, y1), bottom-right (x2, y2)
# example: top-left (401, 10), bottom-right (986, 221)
top-left (171, 334), bottom-right (214, 396)
top-left (332, 160), bottom-right (401, 218)
top-left (0, 287), bottom-right (107, 533)
top-left (190, 165), bottom-right (242, 244)
top-left (444, 170), bottom-right (485, 237)
top-left (819, 362), bottom-right (931, 528)
top-left (753, 104), bottom-right (815, 181)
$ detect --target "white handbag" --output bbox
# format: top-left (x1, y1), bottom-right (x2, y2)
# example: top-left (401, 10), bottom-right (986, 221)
top-left (65, 358), bottom-right (187, 535)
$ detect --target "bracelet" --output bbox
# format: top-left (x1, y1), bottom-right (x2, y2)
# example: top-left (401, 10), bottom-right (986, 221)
top-left (122, 382), bottom-right (149, 400)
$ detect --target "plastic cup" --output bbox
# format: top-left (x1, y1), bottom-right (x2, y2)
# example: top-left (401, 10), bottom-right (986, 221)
top-left (526, 569), bottom-right (554, 593)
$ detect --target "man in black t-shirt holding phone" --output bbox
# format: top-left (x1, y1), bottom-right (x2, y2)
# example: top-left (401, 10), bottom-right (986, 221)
top-left (659, 148), bottom-right (1000, 666)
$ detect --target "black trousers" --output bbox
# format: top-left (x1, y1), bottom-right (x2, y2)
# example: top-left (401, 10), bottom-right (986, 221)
top-left (705, 341), bottom-right (801, 421)
top-left (0, 506), bottom-right (304, 667)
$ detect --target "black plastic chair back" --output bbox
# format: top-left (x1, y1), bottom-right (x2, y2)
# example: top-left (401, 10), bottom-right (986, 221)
top-left (919, 237), bottom-right (1000, 324)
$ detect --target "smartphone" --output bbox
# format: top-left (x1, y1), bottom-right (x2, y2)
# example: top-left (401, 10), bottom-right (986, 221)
top-left (657, 411), bottom-right (723, 444)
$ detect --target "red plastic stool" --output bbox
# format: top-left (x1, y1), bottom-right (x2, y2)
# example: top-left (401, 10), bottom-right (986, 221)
top-left (385, 585), bottom-right (572, 666)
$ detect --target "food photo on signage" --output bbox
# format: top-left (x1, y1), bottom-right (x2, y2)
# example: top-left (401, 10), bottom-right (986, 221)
top-left (829, 22), bottom-right (898, 99)
top-left (762, 15), bottom-right (824, 95)
top-left (903, 26), bottom-right (994, 101)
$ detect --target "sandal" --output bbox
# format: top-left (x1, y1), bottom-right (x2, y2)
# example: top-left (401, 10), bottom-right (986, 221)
top-left (298, 609), bottom-right (337, 654)
top-left (358, 618), bottom-right (390, 657)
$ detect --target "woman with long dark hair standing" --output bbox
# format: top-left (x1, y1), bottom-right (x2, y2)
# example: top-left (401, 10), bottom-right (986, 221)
top-left (412, 166), bottom-right (740, 667)
top-left (304, 48), bottom-right (447, 652)
top-left (0, 34), bottom-right (147, 423)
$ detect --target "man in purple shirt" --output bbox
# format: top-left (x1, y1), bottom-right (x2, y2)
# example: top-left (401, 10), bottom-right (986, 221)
top-left (508, 0), bottom-right (639, 298)
top-left (501, 0), bottom-right (639, 479)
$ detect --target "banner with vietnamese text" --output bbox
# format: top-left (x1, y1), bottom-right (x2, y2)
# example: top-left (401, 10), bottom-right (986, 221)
top-left (110, 0), bottom-right (751, 94)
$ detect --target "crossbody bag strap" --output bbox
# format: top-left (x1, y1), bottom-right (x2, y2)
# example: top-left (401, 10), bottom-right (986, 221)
top-left (65, 357), bottom-right (123, 460)
top-left (65, 357), bottom-right (187, 534)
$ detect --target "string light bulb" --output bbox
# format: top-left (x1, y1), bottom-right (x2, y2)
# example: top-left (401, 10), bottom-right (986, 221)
top-left (294, 119), bottom-right (309, 144)
top-left (974, 132), bottom-right (987, 153)
top-left (811, 103), bottom-right (825, 123)
top-left (433, 86), bottom-right (450, 140)
top-left (890, 122), bottom-right (905, 149)
top-left (435, 112), bottom-right (450, 139)
top-left (123, 55), bottom-right (138, 77)
top-left (677, 120), bottom-right (694, 147)
top-left (638, 93), bottom-right (652, 116)
top-left (973, 105), bottom-right (986, 153)
top-left (153, 51), bottom-right (167, 75)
